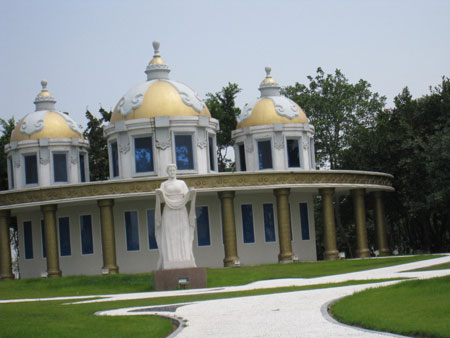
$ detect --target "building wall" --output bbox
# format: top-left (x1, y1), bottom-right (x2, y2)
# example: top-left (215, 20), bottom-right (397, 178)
top-left (15, 190), bottom-right (316, 278)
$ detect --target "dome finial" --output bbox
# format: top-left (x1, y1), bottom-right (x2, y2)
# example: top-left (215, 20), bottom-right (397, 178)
top-left (41, 79), bottom-right (48, 91)
top-left (265, 66), bottom-right (271, 77)
top-left (259, 66), bottom-right (281, 97)
top-left (153, 41), bottom-right (160, 57)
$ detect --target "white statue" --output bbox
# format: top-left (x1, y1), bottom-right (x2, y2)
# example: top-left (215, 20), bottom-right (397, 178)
top-left (155, 164), bottom-right (197, 270)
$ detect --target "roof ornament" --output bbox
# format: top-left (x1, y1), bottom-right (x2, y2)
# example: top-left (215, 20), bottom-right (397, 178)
top-left (259, 66), bottom-right (281, 97)
top-left (34, 79), bottom-right (56, 111)
top-left (145, 40), bottom-right (171, 81)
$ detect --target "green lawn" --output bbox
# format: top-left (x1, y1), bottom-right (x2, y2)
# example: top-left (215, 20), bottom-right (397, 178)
top-left (0, 279), bottom-right (398, 338)
top-left (331, 276), bottom-right (450, 338)
top-left (405, 261), bottom-right (450, 272)
top-left (0, 254), bottom-right (437, 300)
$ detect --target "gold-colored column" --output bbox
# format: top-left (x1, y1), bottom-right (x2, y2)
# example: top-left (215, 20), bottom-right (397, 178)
top-left (41, 204), bottom-right (62, 278)
top-left (352, 189), bottom-right (370, 258)
top-left (319, 188), bottom-right (339, 260)
top-left (97, 199), bottom-right (119, 274)
top-left (274, 188), bottom-right (293, 263)
top-left (218, 191), bottom-right (240, 267)
top-left (373, 191), bottom-right (390, 256)
top-left (0, 210), bottom-right (14, 280)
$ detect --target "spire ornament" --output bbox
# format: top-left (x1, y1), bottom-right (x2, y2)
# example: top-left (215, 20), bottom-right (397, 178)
top-left (145, 40), bottom-right (171, 80)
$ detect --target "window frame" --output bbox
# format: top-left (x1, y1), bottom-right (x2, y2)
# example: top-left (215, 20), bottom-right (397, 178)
top-left (52, 151), bottom-right (69, 183)
top-left (109, 140), bottom-right (120, 178)
top-left (7, 156), bottom-right (14, 189)
top-left (79, 214), bottom-right (94, 255)
top-left (124, 210), bottom-right (140, 252)
top-left (23, 152), bottom-right (39, 186)
top-left (146, 208), bottom-right (158, 251)
top-left (195, 205), bottom-right (212, 247)
top-left (262, 203), bottom-right (277, 243)
top-left (207, 135), bottom-right (216, 172)
top-left (237, 143), bottom-right (247, 172)
top-left (79, 152), bottom-right (88, 183)
top-left (285, 137), bottom-right (302, 169)
top-left (173, 133), bottom-right (196, 172)
top-left (240, 204), bottom-right (256, 244)
top-left (256, 139), bottom-right (273, 170)
top-left (132, 134), bottom-right (156, 176)
top-left (41, 219), bottom-right (46, 259)
top-left (58, 216), bottom-right (72, 257)
top-left (299, 202), bottom-right (311, 241)
top-left (23, 220), bottom-right (34, 260)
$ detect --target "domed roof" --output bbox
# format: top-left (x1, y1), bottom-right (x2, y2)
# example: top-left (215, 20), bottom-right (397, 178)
top-left (10, 80), bottom-right (83, 142)
top-left (111, 41), bottom-right (210, 123)
top-left (236, 67), bottom-right (308, 128)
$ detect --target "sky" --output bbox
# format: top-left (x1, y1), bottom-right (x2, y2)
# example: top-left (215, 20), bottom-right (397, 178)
top-left (1, 0), bottom-right (449, 129)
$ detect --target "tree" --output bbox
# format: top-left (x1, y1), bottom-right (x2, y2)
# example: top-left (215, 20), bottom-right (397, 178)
top-left (205, 83), bottom-right (241, 171)
top-left (0, 117), bottom-right (16, 191)
top-left (283, 67), bottom-right (386, 169)
top-left (341, 78), bottom-right (450, 253)
top-left (83, 108), bottom-right (111, 181)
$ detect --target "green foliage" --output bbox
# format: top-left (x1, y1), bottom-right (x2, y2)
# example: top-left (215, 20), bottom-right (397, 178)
top-left (0, 117), bottom-right (16, 191)
top-left (205, 83), bottom-right (241, 171)
top-left (283, 67), bottom-right (386, 169)
top-left (331, 276), bottom-right (450, 338)
top-left (83, 108), bottom-right (111, 181)
top-left (341, 78), bottom-right (450, 253)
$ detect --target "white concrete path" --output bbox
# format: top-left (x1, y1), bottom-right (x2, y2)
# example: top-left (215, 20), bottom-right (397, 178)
top-left (93, 255), bottom-right (450, 338)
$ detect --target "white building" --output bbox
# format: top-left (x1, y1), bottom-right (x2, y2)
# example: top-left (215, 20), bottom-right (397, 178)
top-left (0, 42), bottom-right (393, 279)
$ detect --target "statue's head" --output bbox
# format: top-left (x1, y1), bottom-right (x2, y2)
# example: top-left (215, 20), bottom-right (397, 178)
top-left (166, 164), bottom-right (177, 178)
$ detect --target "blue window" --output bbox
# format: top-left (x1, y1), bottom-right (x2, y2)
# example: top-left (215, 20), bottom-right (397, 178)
top-left (125, 211), bottom-right (140, 251)
top-left (208, 136), bottom-right (215, 171)
top-left (146, 209), bottom-right (158, 250)
top-left (111, 141), bottom-right (119, 177)
top-left (287, 139), bottom-right (301, 168)
top-left (257, 140), bottom-right (273, 169)
top-left (80, 215), bottom-right (94, 255)
top-left (41, 220), bottom-right (46, 258)
top-left (53, 153), bottom-right (68, 182)
top-left (175, 135), bottom-right (194, 170)
top-left (135, 136), bottom-right (154, 173)
top-left (24, 221), bottom-right (33, 259)
top-left (241, 204), bottom-right (255, 243)
top-left (238, 144), bottom-right (246, 171)
top-left (196, 206), bottom-right (211, 246)
top-left (79, 153), bottom-right (86, 182)
top-left (24, 154), bottom-right (38, 184)
top-left (58, 217), bottom-right (71, 256)
top-left (263, 204), bottom-right (276, 242)
top-left (300, 203), bottom-right (310, 240)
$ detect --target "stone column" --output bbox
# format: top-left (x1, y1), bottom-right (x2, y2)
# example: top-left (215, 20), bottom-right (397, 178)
top-left (0, 210), bottom-right (14, 280)
top-left (319, 188), bottom-right (339, 260)
top-left (97, 199), bottom-right (119, 274)
top-left (218, 191), bottom-right (240, 267)
top-left (352, 189), bottom-right (370, 258)
top-left (274, 188), bottom-right (293, 263)
top-left (373, 191), bottom-right (390, 256)
top-left (41, 204), bottom-right (62, 278)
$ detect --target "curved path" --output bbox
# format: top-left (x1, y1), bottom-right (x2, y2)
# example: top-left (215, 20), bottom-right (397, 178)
top-left (93, 255), bottom-right (450, 338)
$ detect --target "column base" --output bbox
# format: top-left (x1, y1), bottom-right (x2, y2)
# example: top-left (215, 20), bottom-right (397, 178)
top-left (1, 273), bottom-right (14, 280)
top-left (47, 270), bottom-right (62, 278)
top-left (379, 248), bottom-right (390, 256)
top-left (103, 266), bottom-right (119, 274)
top-left (324, 250), bottom-right (339, 260)
top-left (223, 256), bottom-right (240, 267)
top-left (356, 248), bottom-right (371, 258)
top-left (278, 252), bottom-right (293, 263)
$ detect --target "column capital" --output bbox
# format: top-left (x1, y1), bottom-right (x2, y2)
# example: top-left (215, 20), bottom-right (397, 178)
top-left (319, 187), bottom-right (335, 196)
top-left (218, 191), bottom-right (235, 200)
top-left (97, 199), bottom-right (115, 208)
top-left (40, 204), bottom-right (57, 212)
top-left (372, 190), bottom-right (383, 199)
top-left (274, 188), bottom-right (290, 197)
top-left (351, 188), bottom-right (366, 197)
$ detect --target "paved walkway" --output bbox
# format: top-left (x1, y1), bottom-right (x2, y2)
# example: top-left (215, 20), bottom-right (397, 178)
top-left (2, 254), bottom-right (450, 337)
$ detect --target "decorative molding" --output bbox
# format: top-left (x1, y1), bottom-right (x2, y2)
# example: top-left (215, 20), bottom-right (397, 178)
top-left (55, 112), bottom-right (83, 135)
top-left (237, 101), bottom-right (255, 125)
top-left (245, 135), bottom-right (254, 153)
top-left (119, 143), bottom-right (130, 154)
top-left (0, 171), bottom-right (394, 207)
top-left (155, 128), bottom-right (171, 150)
top-left (163, 80), bottom-right (205, 113)
top-left (273, 132), bottom-right (284, 150)
top-left (39, 148), bottom-right (50, 165)
top-left (13, 155), bottom-right (20, 168)
top-left (270, 96), bottom-right (299, 120)
top-left (117, 81), bottom-right (152, 118)
top-left (20, 111), bottom-right (46, 136)
top-left (303, 139), bottom-right (309, 150)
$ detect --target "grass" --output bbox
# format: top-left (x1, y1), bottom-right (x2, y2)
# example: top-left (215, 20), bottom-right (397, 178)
top-left (405, 262), bottom-right (450, 272)
top-left (0, 255), bottom-right (438, 300)
top-left (0, 279), bottom-right (399, 338)
top-left (330, 276), bottom-right (450, 338)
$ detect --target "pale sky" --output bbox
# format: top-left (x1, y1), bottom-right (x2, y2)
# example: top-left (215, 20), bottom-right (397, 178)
top-left (1, 0), bottom-right (449, 129)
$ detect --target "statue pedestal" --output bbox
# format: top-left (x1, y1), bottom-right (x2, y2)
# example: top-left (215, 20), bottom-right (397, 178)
top-left (153, 267), bottom-right (207, 291)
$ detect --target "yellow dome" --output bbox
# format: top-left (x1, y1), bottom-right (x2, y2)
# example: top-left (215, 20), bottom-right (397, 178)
top-left (237, 98), bottom-right (308, 128)
top-left (236, 67), bottom-right (309, 128)
top-left (11, 111), bottom-right (83, 142)
top-left (111, 80), bottom-right (211, 123)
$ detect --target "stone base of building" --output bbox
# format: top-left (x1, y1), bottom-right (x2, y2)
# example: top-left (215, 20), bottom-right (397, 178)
top-left (153, 267), bottom-right (207, 291)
